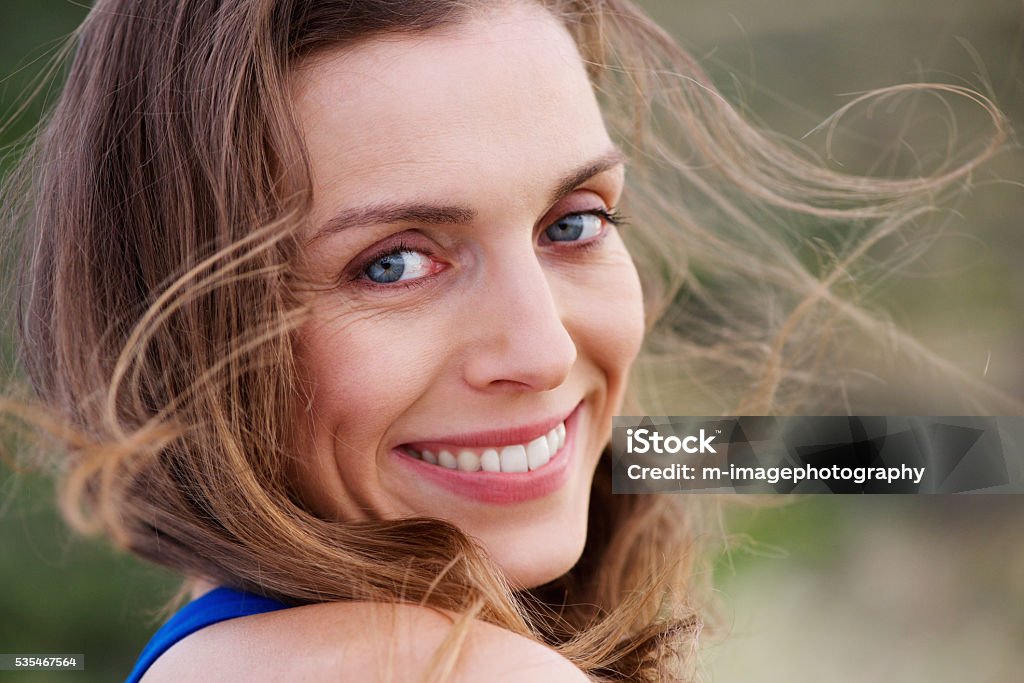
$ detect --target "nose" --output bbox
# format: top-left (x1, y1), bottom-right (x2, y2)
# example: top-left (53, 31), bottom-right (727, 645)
top-left (461, 249), bottom-right (577, 393)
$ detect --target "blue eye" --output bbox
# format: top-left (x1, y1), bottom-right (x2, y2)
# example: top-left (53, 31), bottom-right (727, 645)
top-left (544, 212), bottom-right (605, 242)
top-left (364, 249), bottom-right (433, 284)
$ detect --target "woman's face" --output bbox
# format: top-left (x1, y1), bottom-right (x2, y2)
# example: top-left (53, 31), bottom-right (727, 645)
top-left (291, 2), bottom-right (644, 588)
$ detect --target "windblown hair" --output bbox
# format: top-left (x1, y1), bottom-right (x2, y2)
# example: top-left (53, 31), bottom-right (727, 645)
top-left (1, 0), bottom-right (1017, 681)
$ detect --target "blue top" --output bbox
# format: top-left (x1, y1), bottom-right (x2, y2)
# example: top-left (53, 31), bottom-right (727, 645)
top-left (124, 587), bottom-right (289, 682)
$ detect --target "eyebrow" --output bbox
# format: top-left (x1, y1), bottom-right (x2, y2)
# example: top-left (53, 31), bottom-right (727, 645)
top-left (309, 147), bottom-right (625, 242)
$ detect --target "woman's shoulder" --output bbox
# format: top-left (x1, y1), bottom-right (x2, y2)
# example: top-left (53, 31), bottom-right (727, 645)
top-left (142, 599), bottom-right (588, 682)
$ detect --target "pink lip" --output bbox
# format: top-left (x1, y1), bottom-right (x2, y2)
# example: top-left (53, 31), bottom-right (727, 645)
top-left (393, 402), bottom-right (584, 505)
top-left (400, 408), bottom-right (573, 452)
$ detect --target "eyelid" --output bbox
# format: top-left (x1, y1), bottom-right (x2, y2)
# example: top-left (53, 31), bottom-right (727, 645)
top-left (537, 180), bottom-right (618, 224)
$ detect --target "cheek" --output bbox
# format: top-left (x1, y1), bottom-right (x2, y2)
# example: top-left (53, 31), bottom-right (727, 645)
top-left (559, 245), bottom-right (645, 387)
top-left (293, 314), bottom-right (442, 462)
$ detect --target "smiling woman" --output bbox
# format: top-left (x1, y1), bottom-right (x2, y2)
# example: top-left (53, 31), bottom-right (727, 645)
top-left (288, 12), bottom-right (643, 589)
top-left (0, 0), bottom-right (1016, 681)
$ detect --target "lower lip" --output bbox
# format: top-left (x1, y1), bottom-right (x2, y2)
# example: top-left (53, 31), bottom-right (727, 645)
top-left (392, 403), bottom-right (583, 505)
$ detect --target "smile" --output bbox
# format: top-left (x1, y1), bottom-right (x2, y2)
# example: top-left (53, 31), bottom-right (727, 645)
top-left (392, 403), bottom-right (584, 504)
top-left (402, 421), bottom-right (567, 473)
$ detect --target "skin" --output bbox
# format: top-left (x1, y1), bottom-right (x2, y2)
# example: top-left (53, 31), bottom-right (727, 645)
top-left (146, 601), bottom-right (590, 682)
top-left (149, 4), bottom-right (643, 679)
top-left (289, 1), bottom-right (644, 590)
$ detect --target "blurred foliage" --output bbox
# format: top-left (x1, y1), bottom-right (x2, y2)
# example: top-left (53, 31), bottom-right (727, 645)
top-left (642, 0), bottom-right (1024, 407)
top-left (1, 1), bottom-right (1022, 681)
top-left (0, 475), bottom-right (179, 682)
top-left (0, 1), bottom-right (87, 175)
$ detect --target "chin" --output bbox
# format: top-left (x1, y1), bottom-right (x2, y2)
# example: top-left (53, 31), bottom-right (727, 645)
top-left (500, 537), bottom-right (588, 590)
top-left (485, 486), bottom-right (593, 590)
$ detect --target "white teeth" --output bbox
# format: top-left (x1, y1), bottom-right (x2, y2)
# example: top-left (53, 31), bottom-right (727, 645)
top-left (457, 449), bottom-right (481, 472)
top-left (438, 450), bottom-right (457, 469)
top-left (526, 436), bottom-right (551, 470)
top-left (481, 449), bottom-right (500, 472)
top-left (408, 419), bottom-right (568, 474)
top-left (499, 444), bottom-right (528, 473)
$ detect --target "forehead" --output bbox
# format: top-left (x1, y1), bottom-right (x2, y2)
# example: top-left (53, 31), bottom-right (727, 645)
top-left (291, 2), bottom-right (613, 221)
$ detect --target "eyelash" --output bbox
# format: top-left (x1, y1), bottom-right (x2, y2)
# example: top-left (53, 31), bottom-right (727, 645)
top-left (348, 207), bottom-right (627, 289)
top-left (598, 207), bottom-right (625, 225)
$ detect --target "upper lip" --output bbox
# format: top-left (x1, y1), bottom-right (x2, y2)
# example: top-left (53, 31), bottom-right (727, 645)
top-left (399, 402), bottom-right (579, 450)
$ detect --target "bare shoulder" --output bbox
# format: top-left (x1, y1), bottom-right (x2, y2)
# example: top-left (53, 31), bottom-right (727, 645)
top-left (142, 600), bottom-right (589, 682)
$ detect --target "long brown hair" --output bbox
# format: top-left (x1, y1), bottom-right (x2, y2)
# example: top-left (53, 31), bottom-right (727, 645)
top-left (2, 1), bottom-right (1016, 681)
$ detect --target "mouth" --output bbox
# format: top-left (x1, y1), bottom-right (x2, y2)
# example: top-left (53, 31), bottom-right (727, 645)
top-left (392, 402), bottom-right (584, 504)
top-left (400, 420), bottom-right (566, 473)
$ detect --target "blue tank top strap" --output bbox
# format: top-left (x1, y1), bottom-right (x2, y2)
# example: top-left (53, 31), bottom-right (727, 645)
top-left (124, 586), bottom-right (289, 682)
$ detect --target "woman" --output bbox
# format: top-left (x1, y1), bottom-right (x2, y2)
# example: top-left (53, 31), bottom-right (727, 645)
top-left (2, 0), bottom-right (1014, 681)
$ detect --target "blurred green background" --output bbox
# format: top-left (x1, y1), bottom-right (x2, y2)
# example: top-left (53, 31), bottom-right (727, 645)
top-left (1, 1), bottom-right (1022, 681)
